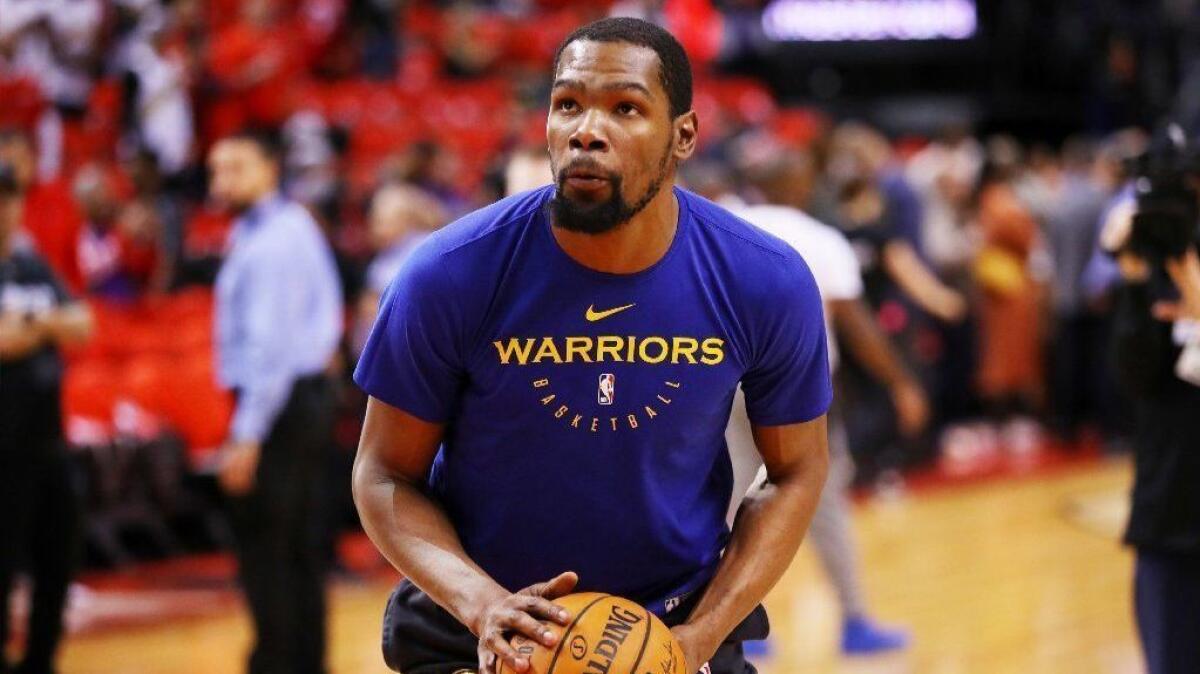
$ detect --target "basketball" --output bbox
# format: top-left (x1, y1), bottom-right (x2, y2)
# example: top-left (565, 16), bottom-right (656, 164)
top-left (498, 593), bottom-right (686, 674)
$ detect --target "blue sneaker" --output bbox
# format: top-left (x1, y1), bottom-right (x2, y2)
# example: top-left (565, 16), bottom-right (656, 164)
top-left (840, 616), bottom-right (910, 655)
top-left (742, 638), bottom-right (773, 659)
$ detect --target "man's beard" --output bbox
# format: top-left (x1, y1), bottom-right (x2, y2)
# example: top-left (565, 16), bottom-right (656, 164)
top-left (550, 147), bottom-right (671, 235)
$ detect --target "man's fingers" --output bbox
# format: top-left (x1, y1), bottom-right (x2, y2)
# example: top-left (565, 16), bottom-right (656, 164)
top-left (535, 571), bottom-right (578, 599)
top-left (521, 596), bottom-right (571, 626)
top-left (1153, 301), bottom-right (1182, 322)
top-left (478, 648), bottom-right (498, 674)
top-left (503, 609), bottom-right (558, 647)
top-left (483, 632), bottom-right (527, 673)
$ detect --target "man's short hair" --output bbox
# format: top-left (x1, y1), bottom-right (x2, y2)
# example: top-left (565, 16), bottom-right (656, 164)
top-left (552, 17), bottom-right (693, 119)
top-left (223, 127), bottom-right (283, 164)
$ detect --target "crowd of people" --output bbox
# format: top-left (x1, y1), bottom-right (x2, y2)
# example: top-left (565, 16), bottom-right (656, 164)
top-left (0, 0), bottom-right (1183, 672)
top-left (1, 0), bottom-right (1151, 460)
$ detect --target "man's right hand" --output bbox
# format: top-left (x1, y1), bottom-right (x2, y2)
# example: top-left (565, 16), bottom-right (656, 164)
top-left (473, 571), bottom-right (578, 674)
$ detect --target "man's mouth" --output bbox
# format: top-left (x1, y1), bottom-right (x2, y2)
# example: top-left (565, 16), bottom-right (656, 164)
top-left (564, 168), bottom-right (611, 191)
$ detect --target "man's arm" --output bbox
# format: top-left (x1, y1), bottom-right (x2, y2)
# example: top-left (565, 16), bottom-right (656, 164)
top-left (0, 302), bottom-right (92, 360)
top-left (1111, 254), bottom-right (1174, 397)
top-left (352, 397), bottom-right (574, 674)
top-left (672, 414), bottom-right (829, 672)
top-left (829, 297), bottom-right (929, 437)
top-left (882, 240), bottom-right (967, 323)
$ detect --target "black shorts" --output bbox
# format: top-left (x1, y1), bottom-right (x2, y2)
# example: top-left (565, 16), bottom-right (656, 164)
top-left (380, 580), bottom-right (769, 674)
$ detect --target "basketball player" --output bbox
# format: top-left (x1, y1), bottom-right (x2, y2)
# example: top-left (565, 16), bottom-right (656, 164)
top-left (705, 154), bottom-right (925, 655)
top-left (353, 18), bottom-right (832, 674)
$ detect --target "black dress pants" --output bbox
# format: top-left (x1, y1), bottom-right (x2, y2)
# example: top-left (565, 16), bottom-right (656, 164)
top-left (0, 392), bottom-right (81, 674)
top-left (227, 375), bottom-right (334, 674)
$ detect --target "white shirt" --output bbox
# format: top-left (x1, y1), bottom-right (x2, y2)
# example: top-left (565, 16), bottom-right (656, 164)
top-left (0, 0), bottom-right (103, 107)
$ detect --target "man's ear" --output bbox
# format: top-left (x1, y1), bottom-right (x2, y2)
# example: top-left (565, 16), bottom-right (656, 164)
top-left (673, 110), bottom-right (699, 162)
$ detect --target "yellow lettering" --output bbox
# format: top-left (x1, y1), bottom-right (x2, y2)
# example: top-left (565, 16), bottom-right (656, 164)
top-left (540, 394), bottom-right (556, 405)
top-left (565, 337), bottom-right (594, 363)
top-left (493, 338), bottom-right (536, 365)
top-left (610, 417), bottom-right (618, 431)
top-left (700, 338), bottom-right (725, 365)
top-left (639, 337), bottom-right (669, 364)
top-left (532, 337), bottom-right (563, 364)
top-left (644, 406), bottom-right (657, 419)
top-left (665, 381), bottom-right (681, 388)
top-left (657, 394), bottom-right (672, 405)
top-left (590, 418), bottom-right (599, 432)
top-left (627, 414), bottom-right (638, 429)
top-left (626, 336), bottom-right (637, 362)
top-left (671, 337), bottom-right (699, 364)
top-left (533, 378), bottom-right (549, 388)
top-left (555, 405), bottom-right (568, 419)
top-left (571, 414), bottom-right (583, 428)
top-left (596, 336), bottom-right (624, 362)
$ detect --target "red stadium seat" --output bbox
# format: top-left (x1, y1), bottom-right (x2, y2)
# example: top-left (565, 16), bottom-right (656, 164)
top-left (164, 358), bottom-right (234, 459)
top-left (63, 359), bottom-right (122, 421)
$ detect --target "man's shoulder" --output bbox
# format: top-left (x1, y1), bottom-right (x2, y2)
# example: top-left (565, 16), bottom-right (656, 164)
top-left (729, 203), bottom-right (846, 247)
top-left (681, 189), bottom-right (800, 264)
top-left (387, 187), bottom-right (550, 292)
top-left (422, 186), bottom-right (550, 258)
top-left (6, 248), bottom-right (55, 279)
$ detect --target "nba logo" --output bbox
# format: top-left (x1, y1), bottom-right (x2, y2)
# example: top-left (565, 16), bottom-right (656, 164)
top-left (598, 374), bottom-right (615, 406)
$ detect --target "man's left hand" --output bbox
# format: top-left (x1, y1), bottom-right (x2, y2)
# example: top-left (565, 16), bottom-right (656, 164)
top-left (1153, 248), bottom-right (1200, 322)
top-left (218, 440), bottom-right (261, 495)
top-left (670, 623), bottom-right (719, 674)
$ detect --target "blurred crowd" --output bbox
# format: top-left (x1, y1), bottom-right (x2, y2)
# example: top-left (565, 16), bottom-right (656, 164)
top-left (0, 0), bottom-right (1175, 560)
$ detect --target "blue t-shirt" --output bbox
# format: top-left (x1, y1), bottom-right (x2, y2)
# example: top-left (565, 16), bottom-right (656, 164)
top-left (355, 186), bottom-right (831, 614)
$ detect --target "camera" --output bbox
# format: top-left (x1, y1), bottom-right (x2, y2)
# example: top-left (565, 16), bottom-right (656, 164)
top-left (1128, 123), bottom-right (1200, 263)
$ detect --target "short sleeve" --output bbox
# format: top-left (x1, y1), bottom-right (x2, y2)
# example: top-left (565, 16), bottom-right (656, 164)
top-left (740, 251), bottom-right (833, 426)
top-left (819, 230), bottom-right (863, 302)
top-left (30, 253), bottom-right (74, 305)
top-left (353, 248), bottom-right (465, 423)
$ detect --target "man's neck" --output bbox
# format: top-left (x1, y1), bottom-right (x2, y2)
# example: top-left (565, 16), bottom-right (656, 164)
top-left (550, 186), bottom-right (679, 274)
top-left (236, 189), bottom-right (280, 221)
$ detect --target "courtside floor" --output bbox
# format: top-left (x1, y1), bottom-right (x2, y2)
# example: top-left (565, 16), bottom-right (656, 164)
top-left (43, 456), bottom-right (1139, 674)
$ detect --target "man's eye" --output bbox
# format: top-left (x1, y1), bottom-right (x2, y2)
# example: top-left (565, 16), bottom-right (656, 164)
top-left (616, 103), bottom-right (638, 116)
top-left (557, 99), bottom-right (578, 112)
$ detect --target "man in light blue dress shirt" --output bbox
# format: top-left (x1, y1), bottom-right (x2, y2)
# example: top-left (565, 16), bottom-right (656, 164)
top-left (209, 130), bottom-right (343, 674)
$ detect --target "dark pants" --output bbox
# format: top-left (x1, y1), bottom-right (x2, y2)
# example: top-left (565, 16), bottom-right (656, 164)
top-left (380, 580), bottom-right (768, 674)
top-left (227, 376), bottom-right (334, 674)
top-left (0, 421), bottom-right (81, 674)
top-left (1135, 549), bottom-right (1200, 674)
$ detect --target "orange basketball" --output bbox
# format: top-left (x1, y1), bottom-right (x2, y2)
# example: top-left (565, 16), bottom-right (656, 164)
top-left (498, 593), bottom-right (686, 674)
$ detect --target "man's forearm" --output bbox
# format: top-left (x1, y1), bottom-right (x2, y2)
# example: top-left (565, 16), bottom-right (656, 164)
top-left (833, 298), bottom-right (912, 388)
top-left (677, 447), bottom-right (828, 657)
top-left (352, 457), bottom-right (507, 634)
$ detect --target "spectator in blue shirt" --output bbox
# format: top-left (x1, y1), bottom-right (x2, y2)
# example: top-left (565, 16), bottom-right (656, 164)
top-left (208, 129), bottom-right (343, 674)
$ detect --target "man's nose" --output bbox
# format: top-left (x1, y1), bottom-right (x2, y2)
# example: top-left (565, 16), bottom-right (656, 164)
top-left (569, 110), bottom-right (609, 152)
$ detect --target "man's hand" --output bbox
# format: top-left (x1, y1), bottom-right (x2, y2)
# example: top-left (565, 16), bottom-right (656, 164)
top-left (670, 623), bottom-right (720, 674)
top-left (890, 378), bottom-right (930, 438)
top-left (1153, 248), bottom-right (1200, 322)
top-left (0, 311), bottom-right (46, 358)
top-left (218, 440), bottom-right (261, 495)
top-left (474, 571), bottom-right (577, 674)
top-left (1117, 251), bottom-right (1151, 283)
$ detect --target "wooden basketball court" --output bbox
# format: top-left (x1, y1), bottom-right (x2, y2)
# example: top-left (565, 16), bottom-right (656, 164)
top-left (49, 457), bottom-right (1139, 674)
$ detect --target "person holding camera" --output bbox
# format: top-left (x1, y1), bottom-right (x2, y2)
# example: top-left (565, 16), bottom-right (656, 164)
top-left (1104, 124), bottom-right (1200, 674)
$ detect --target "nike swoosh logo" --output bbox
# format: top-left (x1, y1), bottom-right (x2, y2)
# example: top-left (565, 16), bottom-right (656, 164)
top-left (585, 303), bottom-right (636, 322)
